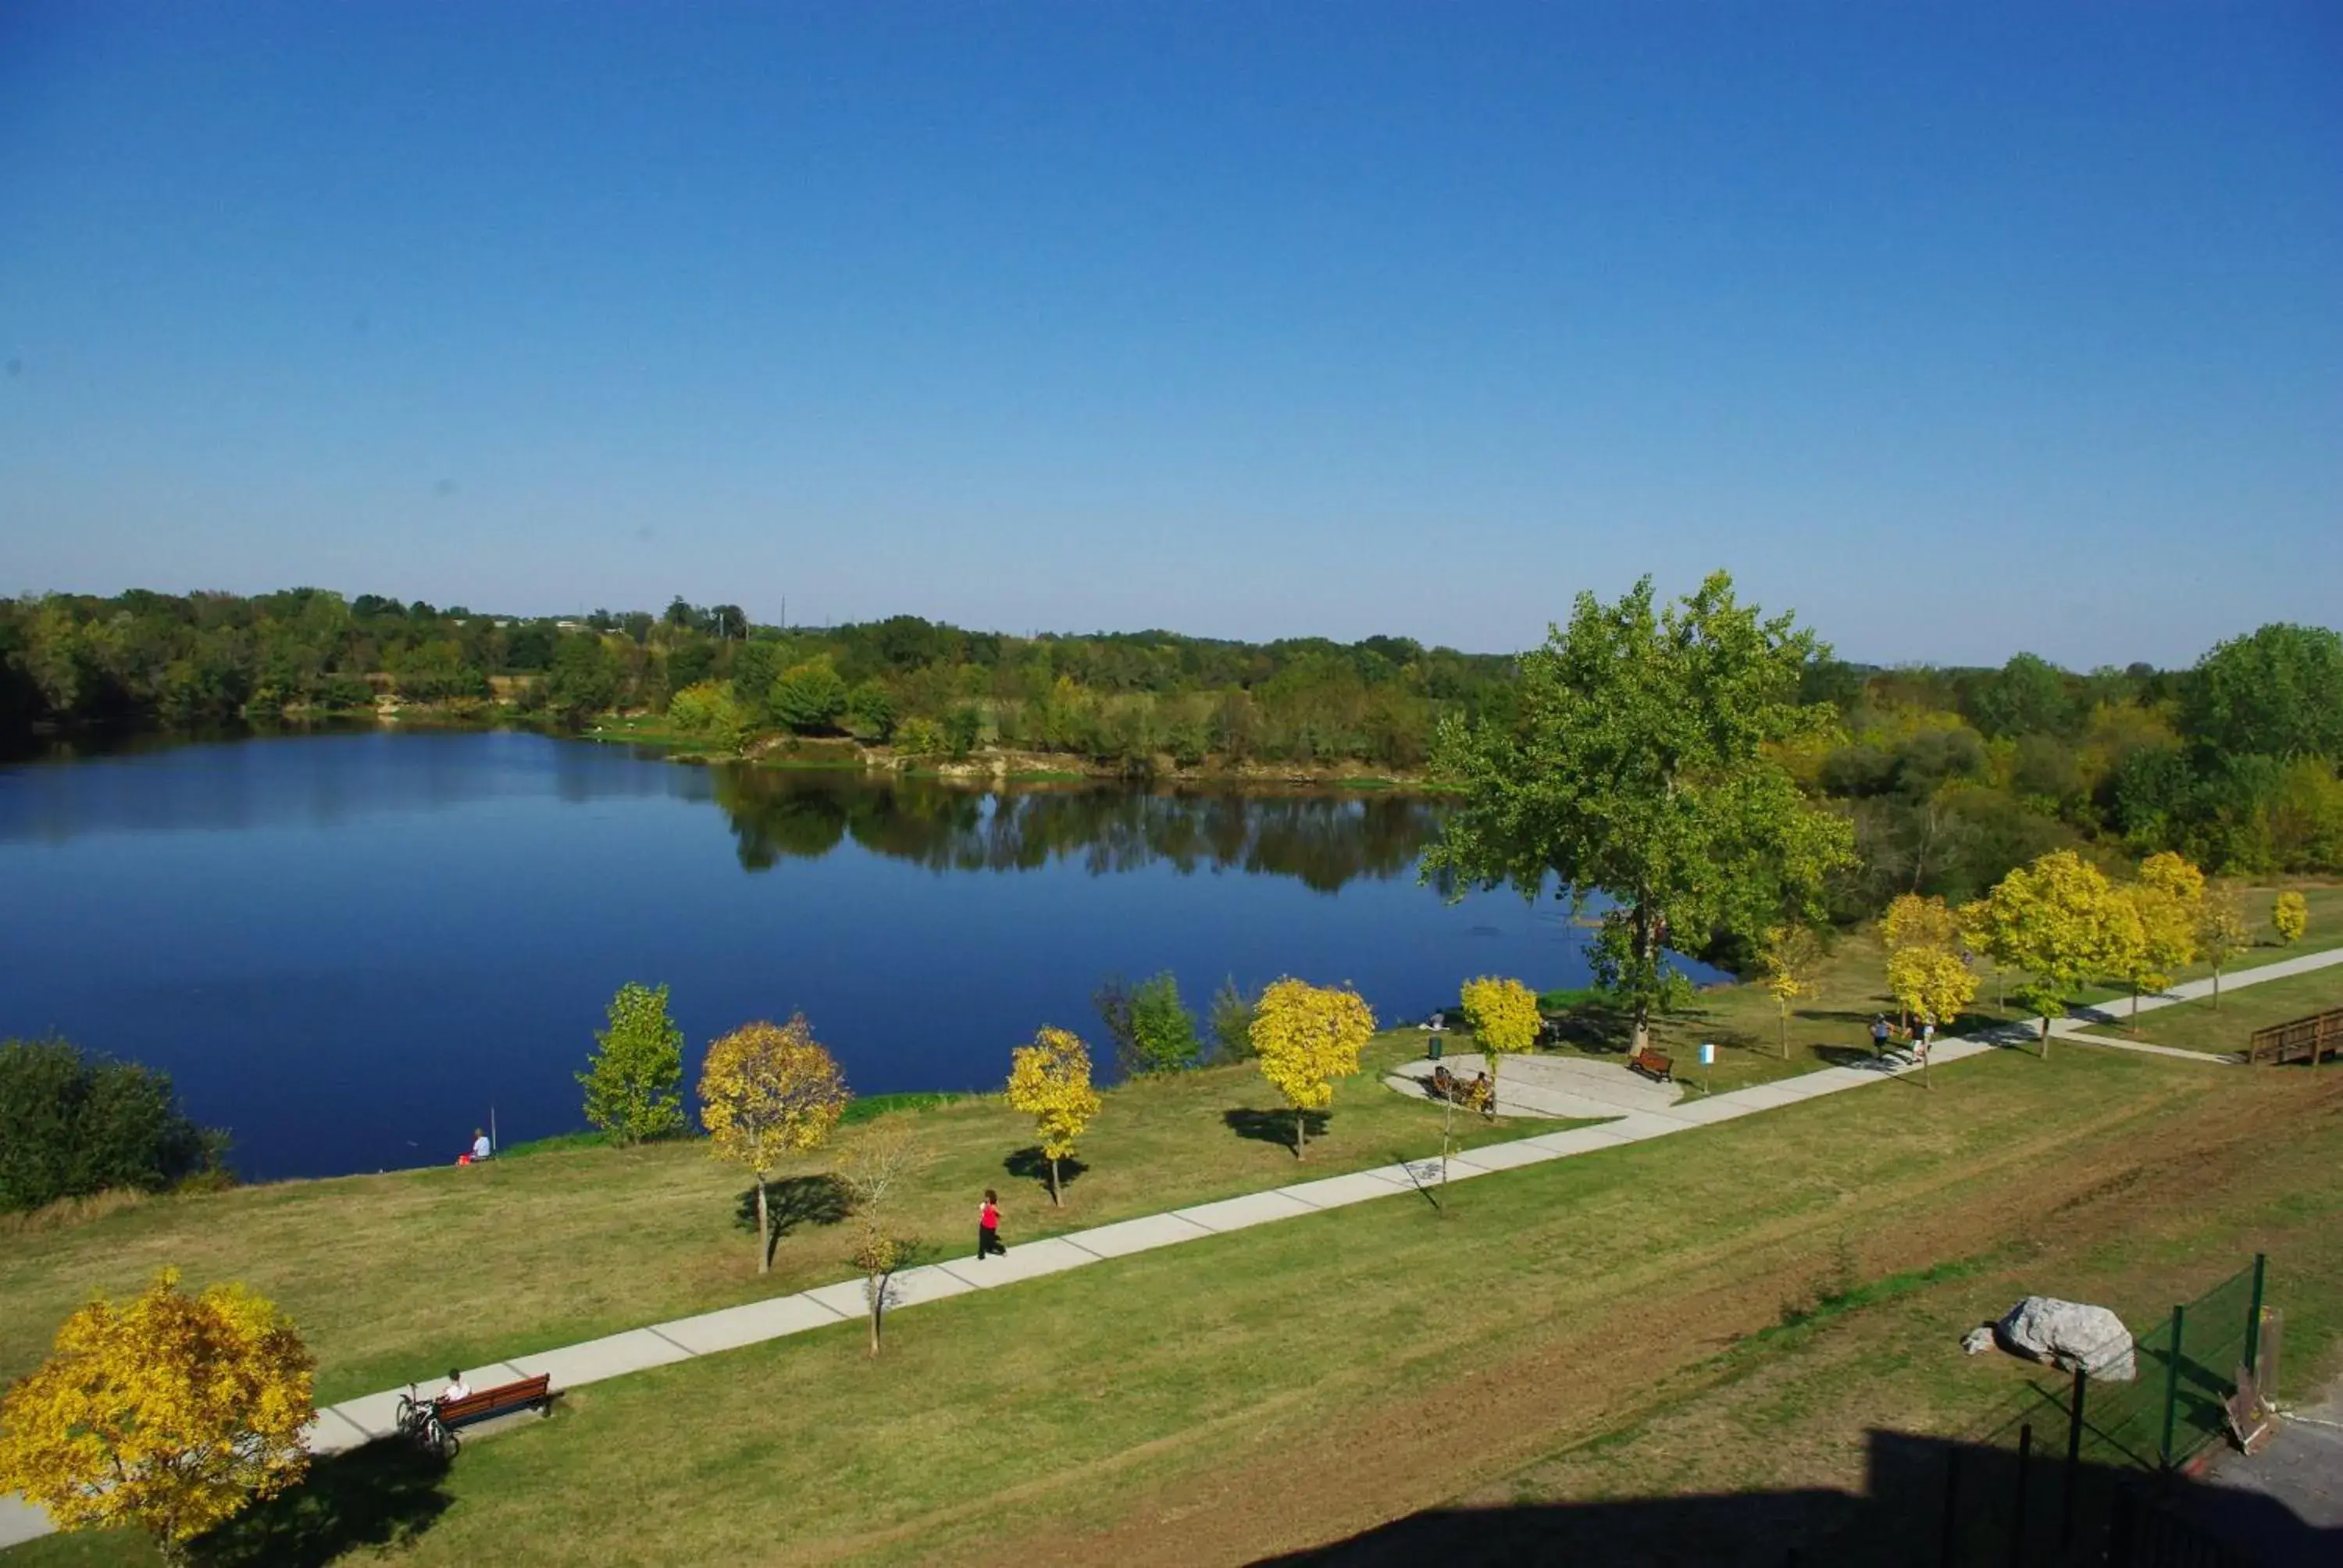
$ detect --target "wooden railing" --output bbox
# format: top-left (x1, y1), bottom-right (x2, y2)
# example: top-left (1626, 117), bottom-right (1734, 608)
top-left (2245, 1008), bottom-right (2343, 1067)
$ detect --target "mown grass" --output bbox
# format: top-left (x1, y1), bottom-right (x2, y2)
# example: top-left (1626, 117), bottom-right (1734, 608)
top-left (2077, 961), bottom-right (2343, 1054)
top-left (0, 1032), bottom-right (1552, 1405)
top-left (14, 1041), bottom-right (2339, 1566)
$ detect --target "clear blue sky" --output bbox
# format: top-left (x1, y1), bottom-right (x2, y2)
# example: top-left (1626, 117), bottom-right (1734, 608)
top-left (3, 2), bottom-right (2338, 668)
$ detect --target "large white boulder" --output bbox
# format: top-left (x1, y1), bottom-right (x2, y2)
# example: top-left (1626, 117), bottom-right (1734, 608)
top-left (1992, 1296), bottom-right (2137, 1381)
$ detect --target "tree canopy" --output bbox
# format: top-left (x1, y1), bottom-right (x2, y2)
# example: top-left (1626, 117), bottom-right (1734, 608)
top-left (1425, 573), bottom-right (1856, 1049)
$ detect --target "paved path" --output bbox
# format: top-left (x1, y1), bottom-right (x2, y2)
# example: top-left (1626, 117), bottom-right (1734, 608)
top-left (2184, 1370), bottom-right (2343, 1566)
top-left (8, 943), bottom-right (2343, 1552)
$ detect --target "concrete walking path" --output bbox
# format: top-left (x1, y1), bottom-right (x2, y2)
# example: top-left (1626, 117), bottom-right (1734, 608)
top-left (7, 941), bottom-right (2343, 1551)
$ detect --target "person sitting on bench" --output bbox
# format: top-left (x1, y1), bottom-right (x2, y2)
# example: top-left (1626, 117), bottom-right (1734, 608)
top-left (437, 1369), bottom-right (470, 1406)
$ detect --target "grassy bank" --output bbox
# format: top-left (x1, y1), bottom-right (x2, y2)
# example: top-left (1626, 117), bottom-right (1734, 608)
top-left (2077, 962), bottom-right (2343, 1054)
top-left (13, 1039), bottom-right (2339, 1566)
top-left (0, 1033), bottom-right (1552, 1405)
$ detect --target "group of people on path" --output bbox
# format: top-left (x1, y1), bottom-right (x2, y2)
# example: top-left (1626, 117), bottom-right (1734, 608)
top-left (1871, 1014), bottom-right (1935, 1060)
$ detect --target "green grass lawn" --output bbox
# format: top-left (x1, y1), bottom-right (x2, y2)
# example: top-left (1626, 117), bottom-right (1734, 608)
top-left (0, 1032), bottom-right (1561, 1405)
top-left (12, 1042), bottom-right (2338, 1566)
top-left (2077, 961), bottom-right (2343, 1055)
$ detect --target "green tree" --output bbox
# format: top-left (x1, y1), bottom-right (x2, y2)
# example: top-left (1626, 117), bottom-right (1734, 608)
top-left (546, 633), bottom-right (619, 723)
top-left (843, 679), bottom-right (897, 740)
top-left (770, 658), bottom-right (848, 733)
top-left (666, 681), bottom-right (754, 751)
top-left (1972, 652), bottom-right (2074, 739)
top-left (1094, 971), bottom-right (1200, 1074)
top-left (944, 704), bottom-right (983, 759)
top-left (2184, 623), bottom-right (2343, 760)
top-left (1424, 573), bottom-right (1855, 1054)
top-left (578, 982), bottom-right (687, 1145)
top-left (0, 1039), bottom-right (223, 1213)
top-left (1207, 977), bottom-right (1259, 1060)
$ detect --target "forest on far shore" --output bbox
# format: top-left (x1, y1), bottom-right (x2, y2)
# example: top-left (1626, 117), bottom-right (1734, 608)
top-left (2, 587), bottom-right (2339, 916)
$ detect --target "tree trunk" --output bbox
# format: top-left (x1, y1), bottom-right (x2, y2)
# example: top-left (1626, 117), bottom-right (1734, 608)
top-left (1779, 1006), bottom-right (1790, 1061)
top-left (754, 1176), bottom-right (770, 1274)
top-left (2039, 1014), bottom-right (2052, 1060)
top-left (2130, 985), bottom-right (2140, 1032)
top-left (1294, 1107), bottom-right (1307, 1159)
top-left (2213, 966), bottom-right (2222, 1011)
top-left (1048, 1155), bottom-right (1061, 1206)
top-left (867, 1295), bottom-right (882, 1357)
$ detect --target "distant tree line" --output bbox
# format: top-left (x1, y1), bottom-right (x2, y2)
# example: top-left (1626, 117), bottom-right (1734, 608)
top-left (3, 587), bottom-right (2338, 900)
top-left (1794, 623), bottom-right (2343, 911)
top-left (0, 588), bottom-right (1515, 770)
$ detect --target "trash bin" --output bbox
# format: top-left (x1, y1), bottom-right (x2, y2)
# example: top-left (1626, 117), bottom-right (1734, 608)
top-left (1428, 1035), bottom-right (1444, 1061)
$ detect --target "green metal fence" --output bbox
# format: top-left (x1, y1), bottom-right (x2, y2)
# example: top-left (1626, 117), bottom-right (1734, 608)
top-left (2075, 1255), bottom-right (2266, 1474)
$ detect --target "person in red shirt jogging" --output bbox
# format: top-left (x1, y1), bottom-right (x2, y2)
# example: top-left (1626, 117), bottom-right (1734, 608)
top-left (978, 1188), bottom-right (1007, 1259)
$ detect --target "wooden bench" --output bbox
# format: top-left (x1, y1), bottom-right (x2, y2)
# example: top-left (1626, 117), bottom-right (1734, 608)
top-left (1628, 1047), bottom-right (1674, 1084)
top-left (401, 1374), bottom-right (555, 1457)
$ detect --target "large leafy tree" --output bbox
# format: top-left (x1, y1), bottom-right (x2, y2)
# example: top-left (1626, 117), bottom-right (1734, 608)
top-left (698, 1016), bottom-right (850, 1274)
top-left (1969, 850), bottom-right (2131, 1054)
top-left (2184, 623), bottom-right (2343, 760)
top-left (0, 1270), bottom-right (313, 1565)
top-left (1425, 573), bottom-right (1856, 1053)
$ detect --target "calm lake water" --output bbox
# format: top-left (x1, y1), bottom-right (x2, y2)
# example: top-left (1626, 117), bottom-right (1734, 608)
top-left (0, 731), bottom-right (1640, 1181)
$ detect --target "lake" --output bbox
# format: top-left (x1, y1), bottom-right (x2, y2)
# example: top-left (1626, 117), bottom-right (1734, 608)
top-left (0, 730), bottom-right (1638, 1181)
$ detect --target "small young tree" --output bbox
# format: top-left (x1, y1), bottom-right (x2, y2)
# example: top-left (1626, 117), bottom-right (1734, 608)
top-left (1095, 971), bottom-right (1200, 1075)
top-left (836, 1122), bottom-right (922, 1357)
top-left (1004, 1027), bottom-right (1101, 1206)
top-left (1207, 977), bottom-right (1259, 1061)
top-left (2195, 882), bottom-right (2252, 1010)
top-left (698, 1016), bottom-right (850, 1274)
top-left (1760, 925), bottom-right (1825, 1060)
top-left (2117, 853), bottom-right (2203, 1027)
top-left (579, 982), bottom-right (687, 1145)
top-left (1885, 945), bottom-right (1977, 1050)
top-left (2273, 890), bottom-right (2309, 945)
top-left (1970, 851), bottom-right (2130, 1057)
top-left (0, 1270), bottom-right (313, 1565)
top-left (1458, 975), bottom-right (1539, 1087)
top-left (1250, 978), bottom-right (1377, 1159)
top-left (1881, 893), bottom-right (1961, 1032)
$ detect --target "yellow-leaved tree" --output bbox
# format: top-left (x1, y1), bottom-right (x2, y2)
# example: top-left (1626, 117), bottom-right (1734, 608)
top-left (2117, 852), bottom-right (2205, 1026)
top-left (1969, 850), bottom-right (2131, 1057)
top-left (698, 1016), bottom-right (850, 1275)
top-left (1250, 978), bottom-right (1377, 1159)
top-left (2273, 890), bottom-right (2309, 945)
top-left (2195, 882), bottom-right (2252, 1010)
top-left (1004, 1026), bottom-right (1102, 1206)
top-left (1457, 975), bottom-right (1539, 1088)
top-left (0, 1270), bottom-right (314, 1564)
top-left (1885, 945), bottom-right (1977, 1050)
top-left (1760, 925), bottom-right (1825, 1060)
top-left (1881, 894), bottom-right (1963, 1032)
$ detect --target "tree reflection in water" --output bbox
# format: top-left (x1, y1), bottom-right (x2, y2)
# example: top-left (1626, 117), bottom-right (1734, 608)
top-left (710, 770), bottom-right (1442, 893)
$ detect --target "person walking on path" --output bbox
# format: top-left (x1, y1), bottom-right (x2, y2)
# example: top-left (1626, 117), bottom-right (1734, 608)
top-left (977, 1189), bottom-right (1007, 1259)
top-left (1870, 1015), bottom-right (1890, 1057)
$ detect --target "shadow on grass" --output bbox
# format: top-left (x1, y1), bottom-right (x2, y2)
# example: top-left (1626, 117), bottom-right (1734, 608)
top-left (192, 1441), bottom-right (451, 1567)
top-left (735, 1174), bottom-right (851, 1267)
top-left (1003, 1146), bottom-right (1089, 1199)
top-left (1223, 1107), bottom-right (1328, 1156)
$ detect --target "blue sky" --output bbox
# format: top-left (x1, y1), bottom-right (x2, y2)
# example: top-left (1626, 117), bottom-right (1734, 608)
top-left (2, 2), bottom-right (2338, 668)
